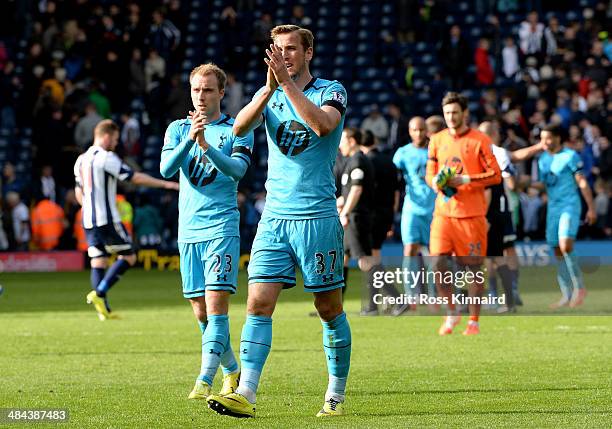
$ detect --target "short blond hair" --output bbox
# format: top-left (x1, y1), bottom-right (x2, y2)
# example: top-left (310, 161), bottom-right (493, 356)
top-left (189, 63), bottom-right (227, 91)
top-left (94, 119), bottom-right (119, 137)
top-left (271, 24), bottom-right (314, 50)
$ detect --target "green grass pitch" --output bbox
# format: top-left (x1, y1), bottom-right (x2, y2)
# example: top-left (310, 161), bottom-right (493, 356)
top-left (1, 267), bottom-right (611, 428)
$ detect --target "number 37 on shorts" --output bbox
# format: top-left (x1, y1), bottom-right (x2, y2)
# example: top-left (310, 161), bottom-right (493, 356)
top-left (248, 216), bottom-right (345, 293)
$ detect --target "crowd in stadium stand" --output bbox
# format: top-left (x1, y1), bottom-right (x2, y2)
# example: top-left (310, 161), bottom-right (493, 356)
top-left (0, 0), bottom-right (610, 253)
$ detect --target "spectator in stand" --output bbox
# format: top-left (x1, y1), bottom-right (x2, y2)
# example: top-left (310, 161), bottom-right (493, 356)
top-left (35, 165), bottom-right (57, 203)
top-left (361, 105), bottom-right (389, 147)
top-left (290, 5), bottom-right (312, 27)
top-left (2, 163), bottom-right (26, 199)
top-left (502, 37), bottom-right (520, 81)
top-left (5, 191), bottom-right (30, 251)
top-left (475, 38), bottom-right (495, 87)
top-left (519, 11), bottom-right (545, 61)
top-left (482, 15), bottom-right (502, 60)
top-left (438, 25), bottom-right (470, 90)
top-left (147, 8), bottom-right (180, 63)
top-left (386, 102), bottom-right (409, 151)
top-left (88, 81), bottom-right (112, 119)
top-left (120, 112), bottom-right (141, 160)
top-left (123, 4), bottom-right (147, 53)
top-left (224, 73), bottom-right (244, 118)
top-left (544, 16), bottom-right (565, 58)
top-left (165, 73), bottom-right (191, 124)
top-left (166, 0), bottom-right (187, 39)
top-left (32, 105), bottom-right (71, 174)
top-left (97, 48), bottom-right (128, 113)
top-left (597, 136), bottom-right (612, 181)
top-left (0, 60), bottom-right (18, 130)
top-left (520, 185), bottom-right (544, 240)
top-left (128, 48), bottom-right (146, 99)
top-left (219, 6), bottom-right (246, 74)
top-left (74, 102), bottom-right (103, 151)
top-left (252, 13), bottom-right (273, 57)
top-left (144, 49), bottom-right (166, 94)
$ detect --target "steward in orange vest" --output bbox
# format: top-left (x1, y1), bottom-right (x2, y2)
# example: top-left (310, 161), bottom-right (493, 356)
top-left (31, 198), bottom-right (65, 250)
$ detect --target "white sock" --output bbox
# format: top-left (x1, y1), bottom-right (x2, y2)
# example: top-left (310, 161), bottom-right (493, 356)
top-left (235, 385), bottom-right (256, 404)
top-left (446, 315), bottom-right (459, 327)
top-left (325, 392), bottom-right (345, 403)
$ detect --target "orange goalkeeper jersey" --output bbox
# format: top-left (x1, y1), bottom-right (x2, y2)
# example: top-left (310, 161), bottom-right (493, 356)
top-left (426, 128), bottom-right (501, 218)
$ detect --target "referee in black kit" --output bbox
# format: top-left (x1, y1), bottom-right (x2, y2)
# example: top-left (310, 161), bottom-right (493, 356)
top-left (360, 130), bottom-right (403, 314)
top-left (338, 127), bottom-right (399, 314)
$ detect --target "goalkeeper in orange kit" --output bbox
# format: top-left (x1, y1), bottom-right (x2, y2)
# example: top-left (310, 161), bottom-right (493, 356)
top-left (426, 92), bottom-right (501, 336)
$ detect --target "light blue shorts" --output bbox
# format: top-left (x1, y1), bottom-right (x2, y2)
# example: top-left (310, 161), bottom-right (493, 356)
top-left (178, 236), bottom-right (240, 299)
top-left (248, 216), bottom-right (344, 292)
top-left (546, 208), bottom-right (580, 247)
top-left (401, 211), bottom-right (433, 246)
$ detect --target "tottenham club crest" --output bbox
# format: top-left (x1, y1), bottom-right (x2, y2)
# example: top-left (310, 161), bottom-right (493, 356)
top-left (445, 156), bottom-right (464, 174)
top-left (275, 120), bottom-right (311, 156)
top-left (188, 153), bottom-right (217, 186)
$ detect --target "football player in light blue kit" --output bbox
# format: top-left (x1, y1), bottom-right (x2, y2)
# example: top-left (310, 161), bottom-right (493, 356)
top-left (160, 64), bottom-right (254, 401)
top-left (537, 125), bottom-right (596, 308)
top-left (393, 117), bottom-right (437, 309)
top-left (207, 25), bottom-right (350, 418)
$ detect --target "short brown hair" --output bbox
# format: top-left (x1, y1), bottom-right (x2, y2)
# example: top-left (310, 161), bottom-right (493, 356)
top-left (271, 25), bottom-right (314, 50)
top-left (542, 123), bottom-right (562, 138)
top-left (189, 63), bottom-right (227, 91)
top-left (425, 115), bottom-right (445, 134)
top-left (94, 119), bottom-right (119, 137)
top-left (361, 129), bottom-right (376, 147)
top-left (442, 92), bottom-right (468, 111)
top-left (343, 127), bottom-right (362, 145)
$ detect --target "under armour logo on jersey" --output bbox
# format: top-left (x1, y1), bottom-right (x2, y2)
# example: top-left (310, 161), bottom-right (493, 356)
top-left (209, 349), bottom-right (221, 357)
top-left (272, 102), bottom-right (284, 111)
top-left (275, 120), bottom-right (311, 156)
top-left (216, 274), bottom-right (228, 282)
top-left (242, 348), bottom-right (248, 354)
top-left (219, 135), bottom-right (227, 148)
top-left (322, 274), bottom-right (334, 283)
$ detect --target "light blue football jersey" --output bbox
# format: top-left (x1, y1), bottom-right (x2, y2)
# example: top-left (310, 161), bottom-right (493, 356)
top-left (162, 114), bottom-right (254, 243)
top-left (538, 147), bottom-right (583, 210)
top-left (257, 77), bottom-right (347, 219)
top-left (393, 143), bottom-right (436, 216)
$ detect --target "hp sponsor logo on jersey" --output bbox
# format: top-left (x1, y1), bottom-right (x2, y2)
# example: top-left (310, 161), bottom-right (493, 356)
top-left (275, 120), bottom-right (311, 156)
top-left (188, 154), bottom-right (217, 186)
